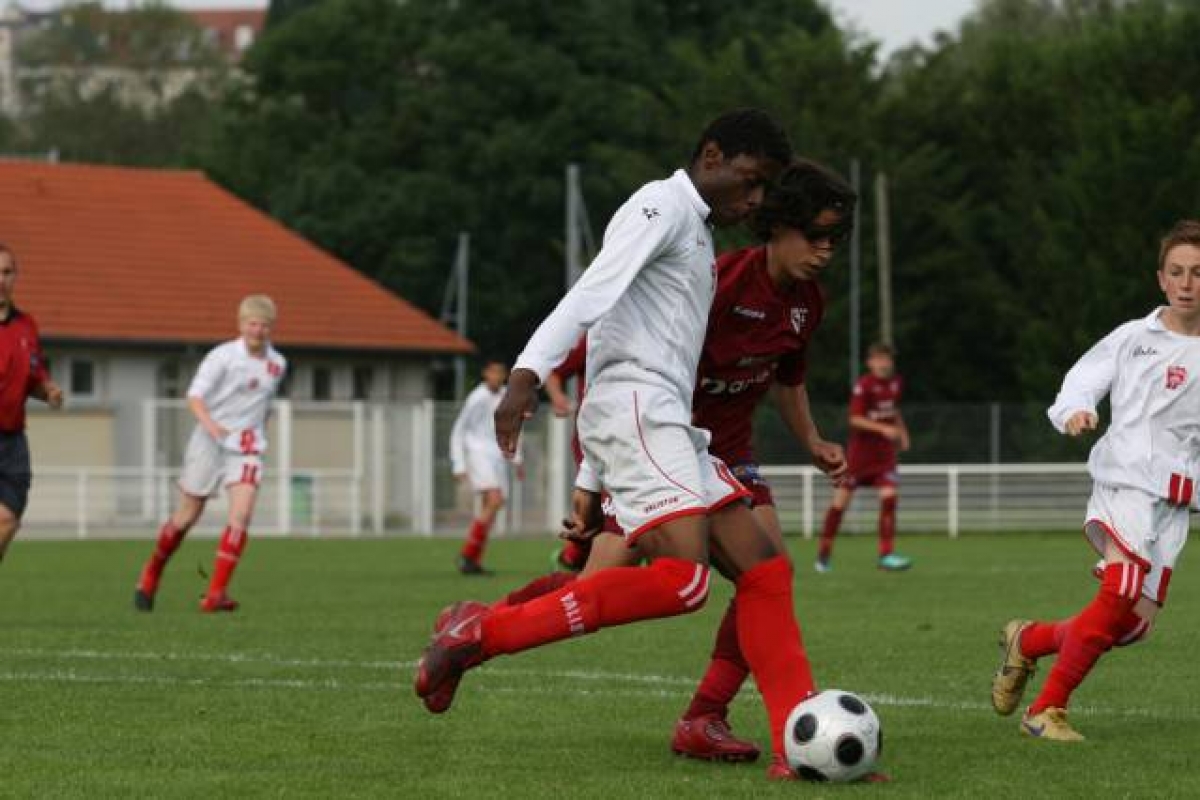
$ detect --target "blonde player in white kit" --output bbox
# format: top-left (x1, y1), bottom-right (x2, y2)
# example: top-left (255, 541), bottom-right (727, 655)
top-left (450, 359), bottom-right (523, 575)
top-left (134, 295), bottom-right (287, 613)
top-left (992, 219), bottom-right (1200, 741)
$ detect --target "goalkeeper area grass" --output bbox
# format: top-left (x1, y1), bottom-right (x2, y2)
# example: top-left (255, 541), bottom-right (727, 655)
top-left (1, 532), bottom-right (1198, 798)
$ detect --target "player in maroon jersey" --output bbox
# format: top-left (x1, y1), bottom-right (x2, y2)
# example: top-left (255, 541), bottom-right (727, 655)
top-left (447, 160), bottom-right (858, 771)
top-left (0, 244), bottom-right (64, 563)
top-left (817, 342), bottom-right (913, 572)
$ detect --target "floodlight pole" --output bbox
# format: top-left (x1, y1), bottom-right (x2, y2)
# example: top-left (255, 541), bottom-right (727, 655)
top-left (439, 232), bottom-right (471, 402)
top-left (848, 158), bottom-right (862, 386)
top-left (875, 172), bottom-right (894, 348)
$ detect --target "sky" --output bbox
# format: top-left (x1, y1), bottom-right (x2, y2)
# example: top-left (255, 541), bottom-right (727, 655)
top-left (18, 0), bottom-right (981, 57)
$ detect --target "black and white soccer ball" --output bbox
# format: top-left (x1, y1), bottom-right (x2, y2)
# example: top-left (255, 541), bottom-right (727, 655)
top-left (784, 690), bottom-right (882, 782)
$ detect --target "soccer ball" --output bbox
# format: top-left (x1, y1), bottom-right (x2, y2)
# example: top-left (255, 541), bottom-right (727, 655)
top-left (783, 690), bottom-right (882, 782)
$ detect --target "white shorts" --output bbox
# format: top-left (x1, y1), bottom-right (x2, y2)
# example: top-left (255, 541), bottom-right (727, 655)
top-left (1085, 483), bottom-right (1189, 605)
top-left (178, 427), bottom-right (263, 498)
top-left (465, 449), bottom-right (510, 497)
top-left (578, 383), bottom-right (749, 542)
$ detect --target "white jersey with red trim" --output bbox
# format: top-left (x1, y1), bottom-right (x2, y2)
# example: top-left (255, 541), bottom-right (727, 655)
top-left (450, 382), bottom-right (520, 474)
top-left (1048, 307), bottom-right (1200, 505)
top-left (514, 169), bottom-right (716, 428)
top-left (187, 338), bottom-right (286, 455)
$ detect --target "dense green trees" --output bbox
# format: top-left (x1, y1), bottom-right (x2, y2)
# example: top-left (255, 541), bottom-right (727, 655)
top-left (8, 0), bottom-right (1200, 411)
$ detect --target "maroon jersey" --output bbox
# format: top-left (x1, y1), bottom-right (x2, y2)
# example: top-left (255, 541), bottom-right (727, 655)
top-left (846, 372), bottom-right (904, 476)
top-left (551, 336), bottom-right (589, 465)
top-left (0, 309), bottom-right (48, 432)
top-left (692, 246), bottom-right (824, 463)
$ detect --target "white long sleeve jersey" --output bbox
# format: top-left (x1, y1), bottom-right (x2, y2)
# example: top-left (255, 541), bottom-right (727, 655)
top-left (514, 169), bottom-right (715, 418)
top-left (187, 338), bottom-right (287, 454)
top-left (1047, 308), bottom-right (1200, 500)
top-left (450, 382), bottom-right (513, 473)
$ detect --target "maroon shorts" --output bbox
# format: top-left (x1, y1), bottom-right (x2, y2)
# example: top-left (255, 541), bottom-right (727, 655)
top-left (729, 461), bottom-right (774, 507)
top-left (845, 467), bottom-right (899, 490)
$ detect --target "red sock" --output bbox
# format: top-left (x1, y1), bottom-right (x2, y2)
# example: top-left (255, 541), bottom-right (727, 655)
top-left (497, 571), bottom-right (577, 608)
top-left (878, 496), bottom-right (897, 557)
top-left (481, 557), bottom-right (709, 658)
top-left (684, 600), bottom-right (750, 720)
top-left (1028, 563), bottom-right (1142, 714)
top-left (137, 521), bottom-right (185, 594)
top-left (1020, 618), bottom-right (1072, 659)
top-left (736, 556), bottom-right (816, 757)
top-left (819, 507), bottom-right (843, 560)
top-left (461, 518), bottom-right (490, 563)
top-left (207, 526), bottom-right (247, 597)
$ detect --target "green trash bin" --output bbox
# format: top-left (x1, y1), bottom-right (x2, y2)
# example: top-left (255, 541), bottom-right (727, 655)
top-left (291, 474), bottom-right (313, 529)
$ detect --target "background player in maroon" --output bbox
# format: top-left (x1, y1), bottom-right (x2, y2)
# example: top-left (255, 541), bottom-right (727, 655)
top-left (818, 342), bottom-right (913, 572)
top-left (0, 244), bottom-right (64, 562)
top-left (438, 161), bottom-right (861, 771)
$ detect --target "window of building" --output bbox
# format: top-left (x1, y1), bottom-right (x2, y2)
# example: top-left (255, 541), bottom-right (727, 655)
top-left (69, 358), bottom-right (97, 399)
top-left (234, 25), bottom-right (255, 51)
top-left (157, 362), bottom-right (183, 398)
top-left (312, 366), bottom-right (332, 402)
top-left (352, 366), bottom-right (374, 401)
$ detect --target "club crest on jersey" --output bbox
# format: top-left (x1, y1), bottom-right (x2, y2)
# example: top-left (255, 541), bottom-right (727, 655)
top-left (790, 307), bottom-right (807, 333)
top-left (1166, 365), bottom-right (1187, 390)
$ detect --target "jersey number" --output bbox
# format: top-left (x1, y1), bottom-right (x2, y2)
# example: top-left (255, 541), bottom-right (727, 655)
top-left (240, 464), bottom-right (260, 486)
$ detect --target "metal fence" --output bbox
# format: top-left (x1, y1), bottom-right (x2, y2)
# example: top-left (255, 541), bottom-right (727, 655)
top-left (17, 399), bottom-right (1099, 539)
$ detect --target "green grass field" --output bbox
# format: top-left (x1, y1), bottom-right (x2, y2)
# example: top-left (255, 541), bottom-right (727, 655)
top-left (1, 532), bottom-right (1198, 798)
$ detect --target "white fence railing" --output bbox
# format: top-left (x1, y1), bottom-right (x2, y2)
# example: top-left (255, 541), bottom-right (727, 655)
top-left (760, 463), bottom-right (1093, 538)
top-left (19, 460), bottom-right (1094, 540)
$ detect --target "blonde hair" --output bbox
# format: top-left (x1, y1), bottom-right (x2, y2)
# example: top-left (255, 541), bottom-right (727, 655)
top-left (238, 294), bottom-right (277, 324)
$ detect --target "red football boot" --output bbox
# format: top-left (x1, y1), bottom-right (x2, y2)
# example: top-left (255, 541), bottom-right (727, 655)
top-left (671, 714), bottom-right (761, 763)
top-left (414, 600), bottom-right (487, 713)
top-left (199, 593), bottom-right (239, 613)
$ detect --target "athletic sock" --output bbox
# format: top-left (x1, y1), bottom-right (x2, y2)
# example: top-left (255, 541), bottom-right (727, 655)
top-left (206, 526), bottom-right (247, 598)
top-left (735, 556), bottom-right (816, 757)
top-left (1020, 618), bottom-right (1072, 659)
top-left (559, 539), bottom-right (588, 570)
top-left (137, 521), bottom-right (185, 594)
top-left (461, 518), bottom-right (490, 563)
top-left (684, 599), bottom-right (749, 720)
top-left (481, 557), bottom-right (709, 659)
top-left (878, 496), bottom-right (897, 557)
top-left (497, 571), bottom-right (577, 608)
top-left (818, 508), bottom-right (843, 561)
top-left (1028, 563), bottom-right (1141, 714)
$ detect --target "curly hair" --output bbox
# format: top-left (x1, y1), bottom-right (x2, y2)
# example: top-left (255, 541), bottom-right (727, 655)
top-left (748, 159), bottom-right (857, 243)
top-left (690, 108), bottom-right (792, 166)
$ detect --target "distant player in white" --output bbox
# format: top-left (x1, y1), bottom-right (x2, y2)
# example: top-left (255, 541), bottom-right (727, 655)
top-left (134, 295), bottom-right (287, 613)
top-left (450, 359), bottom-right (522, 575)
top-left (993, 219), bottom-right (1200, 741)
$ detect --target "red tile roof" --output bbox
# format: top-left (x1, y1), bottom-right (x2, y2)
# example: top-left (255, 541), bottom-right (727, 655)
top-left (0, 161), bottom-right (473, 354)
top-left (185, 8), bottom-right (266, 60)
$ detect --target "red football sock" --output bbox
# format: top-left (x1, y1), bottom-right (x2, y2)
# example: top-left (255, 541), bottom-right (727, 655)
top-left (137, 521), bottom-right (186, 594)
top-left (684, 599), bottom-right (750, 720)
top-left (461, 518), bottom-right (490, 563)
top-left (819, 507), bottom-right (843, 561)
top-left (1028, 563), bottom-right (1141, 714)
top-left (878, 496), bottom-right (897, 557)
top-left (207, 526), bottom-right (247, 597)
top-left (496, 571), bottom-right (577, 608)
top-left (1020, 618), bottom-right (1072, 659)
top-left (736, 556), bottom-right (816, 757)
top-left (481, 557), bottom-right (709, 658)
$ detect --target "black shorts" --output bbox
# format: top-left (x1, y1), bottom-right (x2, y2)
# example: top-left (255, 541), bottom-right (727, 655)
top-left (0, 431), bottom-right (32, 518)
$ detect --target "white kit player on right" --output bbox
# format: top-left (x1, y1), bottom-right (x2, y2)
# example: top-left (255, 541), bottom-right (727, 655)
top-left (134, 295), bottom-right (287, 613)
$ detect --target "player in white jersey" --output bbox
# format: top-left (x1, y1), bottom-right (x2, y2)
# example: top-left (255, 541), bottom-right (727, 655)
top-left (134, 295), bottom-right (287, 613)
top-left (992, 219), bottom-right (1200, 741)
top-left (415, 111), bottom-right (868, 782)
top-left (450, 359), bottom-right (523, 575)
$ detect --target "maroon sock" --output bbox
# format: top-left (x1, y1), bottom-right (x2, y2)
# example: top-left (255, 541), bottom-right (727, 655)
top-left (498, 572), bottom-right (576, 607)
top-left (684, 600), bottom-right (750, 720)
top-left (878, 496), bottom-right (897, 557)
top-left (819, 507), bottom-right (844, 561)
